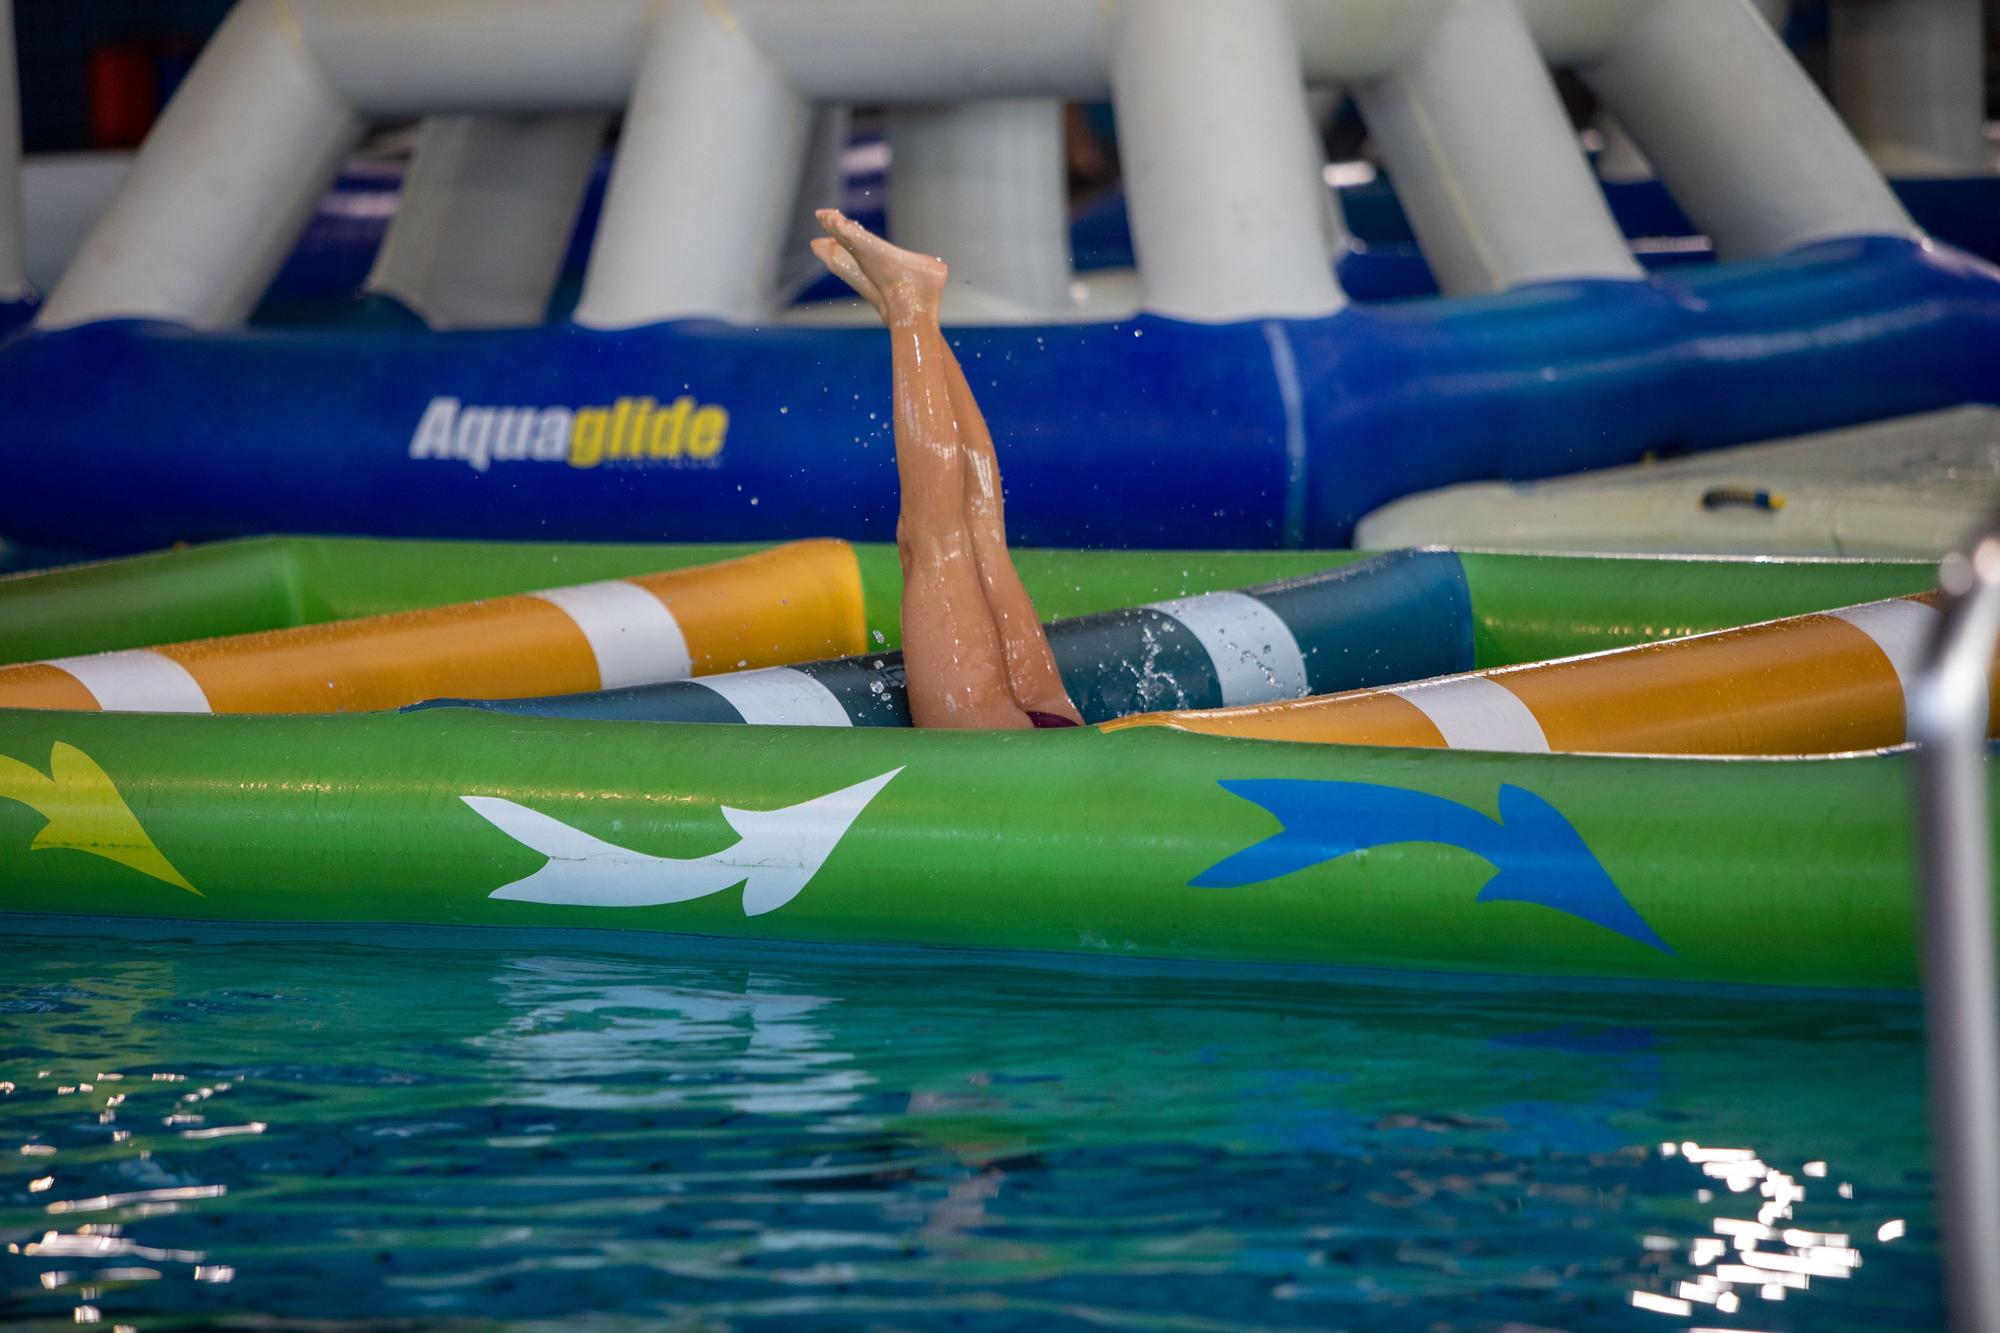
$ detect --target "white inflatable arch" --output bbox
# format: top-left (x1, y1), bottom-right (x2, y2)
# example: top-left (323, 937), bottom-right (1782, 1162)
top-left (33, 0), bottom-right (1917, 333)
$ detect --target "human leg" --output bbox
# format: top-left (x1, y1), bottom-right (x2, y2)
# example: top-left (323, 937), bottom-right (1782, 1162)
top-left (813, 225), bottom-right (1080, 724)
top-left (814, 210), bottom-right (1030, 730)
top-left (939, 345), bottom-right (1082, 723)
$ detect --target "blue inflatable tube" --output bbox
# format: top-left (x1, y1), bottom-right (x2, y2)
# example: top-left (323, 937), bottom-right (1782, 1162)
top-left (421, 550), bottom-right (1475, 725)
top-left (1, 236), bottom-right (1995, 552)
top-left (0, 296), bottom-right (34, 337)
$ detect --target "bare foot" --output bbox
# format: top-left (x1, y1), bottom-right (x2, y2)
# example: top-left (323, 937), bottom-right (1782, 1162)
top-left (809, 237), bottom-right (887, 321)
top-left (815, 208), bottom-right (946, 322)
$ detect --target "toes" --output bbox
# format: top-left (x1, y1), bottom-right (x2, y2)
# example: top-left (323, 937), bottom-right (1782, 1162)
top-left (815, 209), bottom-right (869, 254)
top-left (826, 210), bottom-right (893, 260)
top-left (809, 209), bottom-right (946, 311)
top-left (817, 207), bottom-right (868, 245)
top-left (811, 237), bottom-right (886, 309)
top-left (812, 236), bottom-right (862, 281)
top-left (809, 236), bottom-right (847, 270)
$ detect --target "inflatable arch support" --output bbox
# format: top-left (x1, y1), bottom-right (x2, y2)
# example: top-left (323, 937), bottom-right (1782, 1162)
top-left (1592, 0), bottom-right (1991, 183)
top-left (1824, 0), bottom-right (1990, 178)
top-left (2, 0), bottom-right (1995, 552)
top-left (34, 0), bottom-right (1922, 330)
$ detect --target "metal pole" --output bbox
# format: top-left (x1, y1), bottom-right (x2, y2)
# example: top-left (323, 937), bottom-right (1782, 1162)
top-left (0, 0), bottom-right (27, 299)
top-left (1909, 514), bottom-right (2000, 1333)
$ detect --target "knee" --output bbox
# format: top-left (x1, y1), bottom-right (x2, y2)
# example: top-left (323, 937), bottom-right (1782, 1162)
top-left (897, 526), bottom-right (969, 572)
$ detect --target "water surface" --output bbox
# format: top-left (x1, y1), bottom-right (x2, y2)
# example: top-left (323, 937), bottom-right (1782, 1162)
top-left (0, 927), bottom-right (1939, 1329)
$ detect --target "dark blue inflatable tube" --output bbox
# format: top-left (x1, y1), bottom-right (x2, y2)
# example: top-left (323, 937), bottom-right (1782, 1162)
top-left (0, 296), bottom-right (34, 337)
top-left (1, 236), bottom-right (1995, 552)
top-left (419, 550), bottom-right (1474, 725)
top-left (1318, 174), bottom-right (2000, 267)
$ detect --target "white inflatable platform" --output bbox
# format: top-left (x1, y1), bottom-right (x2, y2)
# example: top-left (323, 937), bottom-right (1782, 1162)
top-left (1356, 406), bottom-right (2000, 558)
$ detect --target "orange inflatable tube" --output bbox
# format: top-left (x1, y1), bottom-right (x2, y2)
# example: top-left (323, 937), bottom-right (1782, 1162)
top-left (0, 540), bottom-right (865, 714)
top-left (1107, 593), bottom-right (1997, 757)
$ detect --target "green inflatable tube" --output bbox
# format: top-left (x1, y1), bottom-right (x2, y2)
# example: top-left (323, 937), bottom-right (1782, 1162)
top-left (0, 538), bottom-right (1364, 662)
top-left (0, 706), bottom-right (1976, 991)
top-left (0, 541), bottom-right (1965, 992)
top-left (0, 536), bottom-right (1938, 667)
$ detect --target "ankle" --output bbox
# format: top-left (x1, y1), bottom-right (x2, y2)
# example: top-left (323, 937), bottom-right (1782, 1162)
top-left (886, 296), bottom-right (942, 332)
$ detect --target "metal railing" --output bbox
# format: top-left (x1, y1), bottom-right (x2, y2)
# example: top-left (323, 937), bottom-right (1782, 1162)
top-left (1910, 514), bottom-right (2000, 1333)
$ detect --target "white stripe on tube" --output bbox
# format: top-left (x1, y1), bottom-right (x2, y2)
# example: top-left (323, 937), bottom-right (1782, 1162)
top-left (1829, 598), bottom-right (1942, 712)
top-left (531, 580), bottom-right (691, 689)
top-left (695, 669), bottom-right (853, 727)
top-left (43, 650), bottom-right (212, 713)
top-left (1147, 592), bottom-right (1309, 706)
top-left (1389, 675), bottom-right (1549, 753)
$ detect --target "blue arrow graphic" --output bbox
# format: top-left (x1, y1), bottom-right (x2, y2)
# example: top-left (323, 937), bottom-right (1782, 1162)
top-left (1193, 780), bottom-right (1671, 954)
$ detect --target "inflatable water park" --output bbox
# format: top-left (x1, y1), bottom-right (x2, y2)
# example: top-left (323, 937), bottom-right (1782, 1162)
top-left (5, 0), bottom-right (2000, 552)
top-left (2, 0), bottom-right (1999, 1328)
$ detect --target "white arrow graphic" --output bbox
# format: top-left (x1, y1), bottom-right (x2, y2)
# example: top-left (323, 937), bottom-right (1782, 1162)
top-left (463, 767), bottom-right (902, 916)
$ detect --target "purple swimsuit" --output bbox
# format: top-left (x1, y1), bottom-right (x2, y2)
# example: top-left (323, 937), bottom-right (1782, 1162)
top-left (1027, 711), bottom-right (1081, 729)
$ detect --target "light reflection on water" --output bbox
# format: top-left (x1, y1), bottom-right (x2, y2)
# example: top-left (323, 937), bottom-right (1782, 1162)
top-left (1624, 1139), bottom-right (1908, 1325)
top-left (0, 933), bottom-right (1941, 1330)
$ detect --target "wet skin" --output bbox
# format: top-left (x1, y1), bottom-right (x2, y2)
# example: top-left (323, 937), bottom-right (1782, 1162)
top-left (813, 211), bottom-right (1080, 730)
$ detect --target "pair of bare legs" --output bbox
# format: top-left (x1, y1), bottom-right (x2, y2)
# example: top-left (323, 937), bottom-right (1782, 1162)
top-left (812, 210), bottom-right (1082, 730)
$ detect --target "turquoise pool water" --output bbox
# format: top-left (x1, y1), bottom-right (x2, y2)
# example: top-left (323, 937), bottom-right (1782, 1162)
top-left (0, 927), bottom-right (1939, 1329)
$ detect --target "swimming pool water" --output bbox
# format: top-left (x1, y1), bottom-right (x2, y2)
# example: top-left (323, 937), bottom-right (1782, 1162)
top-left (0, 927), bottom-right (1940, 1329)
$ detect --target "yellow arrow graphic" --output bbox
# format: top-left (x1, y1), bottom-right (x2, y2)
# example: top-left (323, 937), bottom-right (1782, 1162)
top-left (0, 743), bottom-right (198, 894)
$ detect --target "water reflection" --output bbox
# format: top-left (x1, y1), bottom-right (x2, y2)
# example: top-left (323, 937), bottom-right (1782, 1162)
top-left (474, 957), bottom-right (871, 1117)
top-left (0, 933), bottom-right (1941, 1329)
top-left (1624, 1138), bottom-right (1912, 1322)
